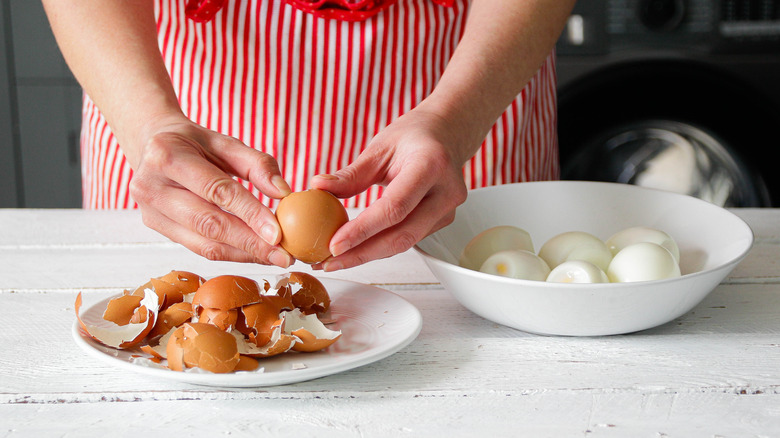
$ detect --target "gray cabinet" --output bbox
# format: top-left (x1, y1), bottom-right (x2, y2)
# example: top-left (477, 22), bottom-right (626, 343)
top-left (1, 0), bottom-right (82, 208)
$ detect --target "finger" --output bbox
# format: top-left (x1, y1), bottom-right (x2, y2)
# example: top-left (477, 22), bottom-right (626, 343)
top-left (135, 183), bottom-right (293, 267)
top-left (143, 136), bottom-right (282, 245)
top-left (321, 192), bottom-right (456, 271)
top-left (209, 136), bottom-right (292, 199)
top-left (140, 208), bottom-right (258, 263)
top-left (327, 159), bottom-right (436, 257)
top-left (310, 148), bottom-right (383, 199)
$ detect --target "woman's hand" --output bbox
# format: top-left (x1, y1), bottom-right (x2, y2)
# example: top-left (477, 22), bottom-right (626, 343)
top-left (310, 105), bottom-right (471, 271)
top-left (129, 117), bottom-right (293, 266)
top-left (311, 0), bottom-right (576, 271)
top-left (43, 1), bottom-right (293, 265)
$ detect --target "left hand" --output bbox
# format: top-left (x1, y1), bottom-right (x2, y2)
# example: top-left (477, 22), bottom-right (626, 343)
top-left (310, 105), bottom-right (472, 271)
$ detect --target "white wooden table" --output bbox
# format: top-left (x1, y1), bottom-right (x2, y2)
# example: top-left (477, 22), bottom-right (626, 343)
top-left (1, 208), bottom-right (779, 437)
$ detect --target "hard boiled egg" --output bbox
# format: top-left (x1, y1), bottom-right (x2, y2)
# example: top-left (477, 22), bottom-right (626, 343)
top-left (459, 225), bottom-right (534, 271)
top-left (607, 242), bottom-right (682, 283)
top-left (605, 226), bottom-right (680, 263)
top-left (546, 260), bottom-right (609, 284)
top-left (275, 189), bottom-right (349, 264)
top-left (538, 231), bottom-right (613, 272)
top-left (479, 249), bottom-right (550, 281)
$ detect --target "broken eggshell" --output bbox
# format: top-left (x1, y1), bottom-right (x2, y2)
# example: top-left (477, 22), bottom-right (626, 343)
top-left (148, 301), bottom-right (194, 339)
top-left (76, 270), bottom-right (342, 374)
top-left (131, 270), bottom-right (205, 310)
top-left (284, 308), bottom-right (342, 352)
top-left (233, 319), bottom-right (298, 358)
top-left (167, 323), bottom-right (242, 373)
top-left (192, 275), bottom-right (262, 330)
top-left (237, 297), bottom-right (291, 347)
top-left (75, 287), bottom-right (159, 349)
top-left (276, 271), bottom-right (331, 315)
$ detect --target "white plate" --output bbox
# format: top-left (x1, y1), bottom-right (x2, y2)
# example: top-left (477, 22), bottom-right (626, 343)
top-left (73, 278), bottom-right (422, 387)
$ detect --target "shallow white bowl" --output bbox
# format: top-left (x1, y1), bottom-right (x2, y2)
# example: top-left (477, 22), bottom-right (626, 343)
top-left (414, 181), bottom-right (753, 336)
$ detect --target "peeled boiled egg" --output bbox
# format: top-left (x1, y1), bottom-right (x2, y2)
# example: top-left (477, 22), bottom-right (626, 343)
top-left (538, 231), bottom-right (613, 272)
top-left (479, 249), bottom-right (550, 281)
top-left (546, 260), bottom-right (609, 284)
top-left (459, 225), bottom-right (534, 271)
top-left (605, 226), bottom-right (680, 263)
top-left (607, 242), bottom-right (682, 283)
top-left (275, 189), bottom-right (349, 264)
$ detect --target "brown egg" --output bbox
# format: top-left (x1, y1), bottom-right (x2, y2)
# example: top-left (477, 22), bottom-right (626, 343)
top-left (166, 322), bottom-right (240, 373)
top-left (277, 271), bottom-right (331, 315)
top-left (275, 189), bottom-right (349, 264)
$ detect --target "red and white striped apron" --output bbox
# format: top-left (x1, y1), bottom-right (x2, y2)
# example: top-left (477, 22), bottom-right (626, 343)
top-left (80, 0), bottom-right (559, 209)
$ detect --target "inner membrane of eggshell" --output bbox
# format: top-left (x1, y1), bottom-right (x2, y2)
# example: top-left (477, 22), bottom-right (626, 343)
top-left (76, 288), bottom-right (159, 349)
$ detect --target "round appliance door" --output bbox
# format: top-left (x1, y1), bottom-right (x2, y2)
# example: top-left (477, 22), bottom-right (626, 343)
top-left (562, 120), bottom-right (766, 207)
top-left (557, 59), bottom-right (778, 208)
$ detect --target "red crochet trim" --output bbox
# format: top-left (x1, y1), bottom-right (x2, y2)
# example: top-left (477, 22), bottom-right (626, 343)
top-left (185, 0), bottom-right (454, 22)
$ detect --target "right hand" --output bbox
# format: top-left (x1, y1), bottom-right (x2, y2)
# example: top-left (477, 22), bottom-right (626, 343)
top-left (128, 117), bottom-right (293, 267)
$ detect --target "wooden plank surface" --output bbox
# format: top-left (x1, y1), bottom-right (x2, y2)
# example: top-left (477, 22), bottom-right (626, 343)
top-left (1, 208), bottom-right (779, 436)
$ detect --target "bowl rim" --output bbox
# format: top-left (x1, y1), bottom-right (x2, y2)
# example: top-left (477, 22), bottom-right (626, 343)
top-left (413, 181), bottom-right (755, 288)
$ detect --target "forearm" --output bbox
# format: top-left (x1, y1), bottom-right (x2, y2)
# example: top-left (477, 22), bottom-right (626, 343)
top-left (42, 0), bottom-right (184, 168)
top-left (423, 0), bottom-right (576, 164)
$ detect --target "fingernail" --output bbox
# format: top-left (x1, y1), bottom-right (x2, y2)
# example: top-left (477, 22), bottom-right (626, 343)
top-left (272, 175), bottom-right (292, 196)
top-left (269, 249), bottom-right (293, 268)
top-left (314, 173), bottom-right (339, 181)
top-left (261, 223), bottom-right (279, 245)
top-left (330, 240), bottom-right (349, 257)
top-left (323, 260), bottom-right (343, 272)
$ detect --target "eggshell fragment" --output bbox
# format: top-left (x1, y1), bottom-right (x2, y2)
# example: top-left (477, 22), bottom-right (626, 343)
top-left (237, 298), bottom-right (287, 347)
top-left (166, 323), bottom-right (241, 373)
top-left (102, 294), bottom-right (144, 326)
top-left (275, 189), bottom-right (349, 264)
top-left (198, 307), bottom-right (238, 331)
top-left (233, 320), bottom-right (298, 358)
top-left (193, 275), bottom-right (262, 309)
top-left (149, 301), bottom-right (194, 339)
top-left (75, 288), bottom-right (159, 349)
top-left (132, 270), bottom-right (205, 310)
top-left (284, 308), bottom-right (342, 352)
top-left (192, 275), bottom-right (262, 330)
top-left (276, 271), bottom-right (331, 315)
top-left (459, 225), bottom-right (535, 271)
top-left (157, 270), bottom-right (205, 294)
top-left (234, 355), bottom-right (261, 372)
